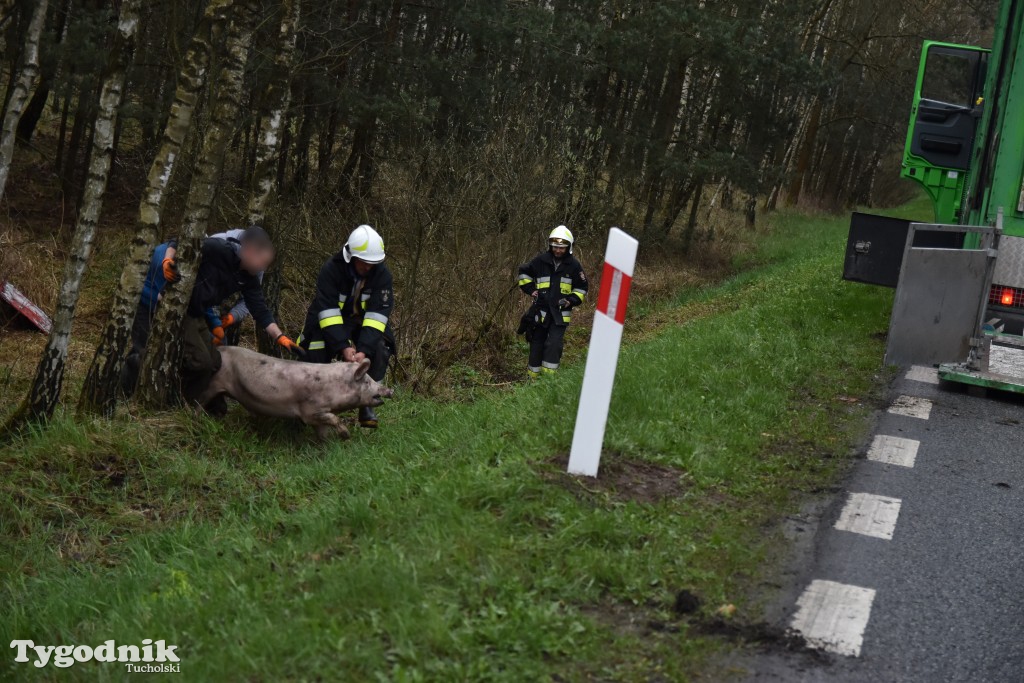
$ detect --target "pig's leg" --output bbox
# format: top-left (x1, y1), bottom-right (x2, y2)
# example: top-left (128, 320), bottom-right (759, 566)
top-left (307, 412), bottom-right (350, 441)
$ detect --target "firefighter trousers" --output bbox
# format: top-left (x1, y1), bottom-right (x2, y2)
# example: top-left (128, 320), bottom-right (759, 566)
top-left (528, 323), bottom-right (565, 373)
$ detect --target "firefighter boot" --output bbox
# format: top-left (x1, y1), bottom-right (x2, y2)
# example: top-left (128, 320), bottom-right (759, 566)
top-left (359, 406), bottom-right (379, 429)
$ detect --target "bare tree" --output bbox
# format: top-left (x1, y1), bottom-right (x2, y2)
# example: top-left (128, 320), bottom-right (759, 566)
top-left (136, 0), bottom-right (259, 408)
top-left (0, 0), bottom-right (48, 203)
top-left (78, 0), bottom-right (235, 416)
top-left (3, 0), bottom-right (141, 433)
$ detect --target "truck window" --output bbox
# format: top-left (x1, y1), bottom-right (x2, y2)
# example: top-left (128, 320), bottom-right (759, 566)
top-left (921, 49), bottom-right (974, 107)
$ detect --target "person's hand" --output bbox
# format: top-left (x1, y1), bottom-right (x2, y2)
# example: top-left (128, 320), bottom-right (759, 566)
top-left (342, 347), bottom-right (367, 363)
top-left (222, 313), bottom-right (236, 328)
top-left (162, 257), bottom-right (180, 283)
top-left (277, 334), bottom-right (306, 358)
top-left (211, 326), bottom-right (225, 346)
top-left (531, 290), bottom-right (539, 299)
top-left (341, 347), bottom-right (367, 363)
top-left (558, 298), bottom-right (571, 309)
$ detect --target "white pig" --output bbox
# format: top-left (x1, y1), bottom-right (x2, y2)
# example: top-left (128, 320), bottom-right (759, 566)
top-left (196, 346), bottom-right (393, 440)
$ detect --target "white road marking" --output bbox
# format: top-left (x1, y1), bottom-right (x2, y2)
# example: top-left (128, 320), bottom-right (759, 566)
top-left (888, 395), bottom-right (932, 420)
top-left (866, 435), bottom-right (920, 468)
top-left (834, 492), bottom-right (902, 540)
top-left (906, 365), bottom-right (939, 385)
top-left (791, 580), bottom-right (876, 657)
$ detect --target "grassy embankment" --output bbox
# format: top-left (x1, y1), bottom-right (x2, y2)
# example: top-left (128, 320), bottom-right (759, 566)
top-left (1, 201), bottom-right (926, 681)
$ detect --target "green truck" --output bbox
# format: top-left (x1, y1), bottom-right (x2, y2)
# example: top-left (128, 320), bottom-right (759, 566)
top-left (845, 0), bottom-right (1024, 392)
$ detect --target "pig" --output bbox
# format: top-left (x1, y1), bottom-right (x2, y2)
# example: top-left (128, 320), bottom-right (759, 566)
top-left (195, 346), bottom-right (393, 440)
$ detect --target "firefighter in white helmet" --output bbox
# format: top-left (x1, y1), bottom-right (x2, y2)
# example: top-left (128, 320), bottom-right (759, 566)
top-left (298, 225), bottom-right (395, 428)
top-left (517, 226), bottom-right (589, 377)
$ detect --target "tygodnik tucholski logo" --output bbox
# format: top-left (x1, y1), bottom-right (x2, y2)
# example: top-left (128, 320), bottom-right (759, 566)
top-left (10, 639), bottom-right (181, 672)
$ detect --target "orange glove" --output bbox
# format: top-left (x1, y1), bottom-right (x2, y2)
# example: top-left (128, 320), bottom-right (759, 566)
top-left (162, 257), bottom-right (180, 283)
top-left (222, 313), bottom-right (237, 328)
top-left (277, 334), bottom-right (306, 358)
top-left (211, 326), bottom-right (225, 346)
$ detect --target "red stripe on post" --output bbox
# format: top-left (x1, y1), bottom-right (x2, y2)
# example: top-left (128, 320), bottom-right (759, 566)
top-left (596, 262), bottom-right (615, 315)
top-left (596, 262), bottom-right (632, 325)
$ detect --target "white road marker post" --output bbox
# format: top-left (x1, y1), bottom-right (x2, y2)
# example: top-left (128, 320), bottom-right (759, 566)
top-left (568, 227), bottom-right (638, 477)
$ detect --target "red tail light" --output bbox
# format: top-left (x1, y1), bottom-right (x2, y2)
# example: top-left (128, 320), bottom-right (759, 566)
top-left (990, 285), bottom-right (1024, 308)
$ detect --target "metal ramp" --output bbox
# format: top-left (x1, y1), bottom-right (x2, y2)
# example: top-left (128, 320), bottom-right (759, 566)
top-left (882, 222), bottom-right (997, 367)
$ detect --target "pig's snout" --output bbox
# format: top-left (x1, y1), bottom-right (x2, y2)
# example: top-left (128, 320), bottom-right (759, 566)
top-left (372, 385), bottom-right (395, 405)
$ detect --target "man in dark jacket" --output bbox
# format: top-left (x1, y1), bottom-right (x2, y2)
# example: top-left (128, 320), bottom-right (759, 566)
top-left (517, 225), bottom-right (588, 377)
top-left (298, 224), bottom-right (395, 428)
top-left (123, 226), bottom-right (301, 403)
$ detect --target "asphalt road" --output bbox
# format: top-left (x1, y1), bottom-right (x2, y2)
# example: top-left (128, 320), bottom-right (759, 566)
top-left (738, 366), bottom-right (1024, 683)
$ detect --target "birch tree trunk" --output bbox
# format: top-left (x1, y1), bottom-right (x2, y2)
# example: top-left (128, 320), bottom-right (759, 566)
top-left (247, 0), bottom-right (299, 226)
top-left (78, 0), bottom-right (235, 417)
top-left (136, 0), bottom-right (258, 409)
top-left (249, 0), bottom-right (300, 356)
top-left (3, 0), bottom-right (140, 433)
top-left (0, 0), bottom-right (48, 203)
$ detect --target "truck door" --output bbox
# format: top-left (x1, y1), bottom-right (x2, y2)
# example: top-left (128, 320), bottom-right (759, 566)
top-left (906, 44), bottom-right (987, 171)
top-left (902, 43), bottom-right (988, 223)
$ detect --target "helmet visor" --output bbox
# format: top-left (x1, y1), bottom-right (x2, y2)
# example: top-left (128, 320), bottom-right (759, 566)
top-left (549, 239), bottom-right (570, 247)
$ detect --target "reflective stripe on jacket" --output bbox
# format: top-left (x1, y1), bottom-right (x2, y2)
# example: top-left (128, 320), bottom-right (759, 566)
top-left (517, 250), bottom-right (588, 327)
top-left (300, 252), bottom-right (395, 357)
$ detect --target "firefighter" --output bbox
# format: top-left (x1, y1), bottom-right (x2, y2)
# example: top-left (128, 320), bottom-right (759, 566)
top-left (298, 224), bottom-right (395, 428)
top-left (517, 226), bottom-right (588, 377)
top-left (122, 226), bottom-right (302, 404)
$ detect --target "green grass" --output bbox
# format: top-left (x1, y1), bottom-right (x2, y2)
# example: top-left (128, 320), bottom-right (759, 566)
top-left (0, 205), bottom-right (918, 681)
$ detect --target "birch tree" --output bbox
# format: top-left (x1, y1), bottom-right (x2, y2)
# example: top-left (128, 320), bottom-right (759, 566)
top-left (249, 0), bottom-right (300, 355)
top-left (248, 0), bottom-right (299, 226)
top-left (136, 0), bottom-right (258, 408)
top-left (78, 0), bottom-right (235, 416)
top-left (3, 0), bottom-right (141, 433)
top-left (0, 0), bottom-right (48, 203)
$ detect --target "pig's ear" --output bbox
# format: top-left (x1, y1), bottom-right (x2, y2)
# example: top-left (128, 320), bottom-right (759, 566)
top-left (354, 358), bottom-right (371, 380)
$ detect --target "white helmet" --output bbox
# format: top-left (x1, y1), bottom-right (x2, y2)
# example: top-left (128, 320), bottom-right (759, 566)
top-left (343, 224), bottom-right (386, 264)
top-left (549, 225), bottom-right (574, 254)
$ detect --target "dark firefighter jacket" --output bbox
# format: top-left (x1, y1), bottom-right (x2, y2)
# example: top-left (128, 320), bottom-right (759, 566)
top-left (517, 251), bottom-right (588, 327)
top-left (185, 238), bottom-right (274, 328)
top-left (300, 252), bottom-right (395, 357)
